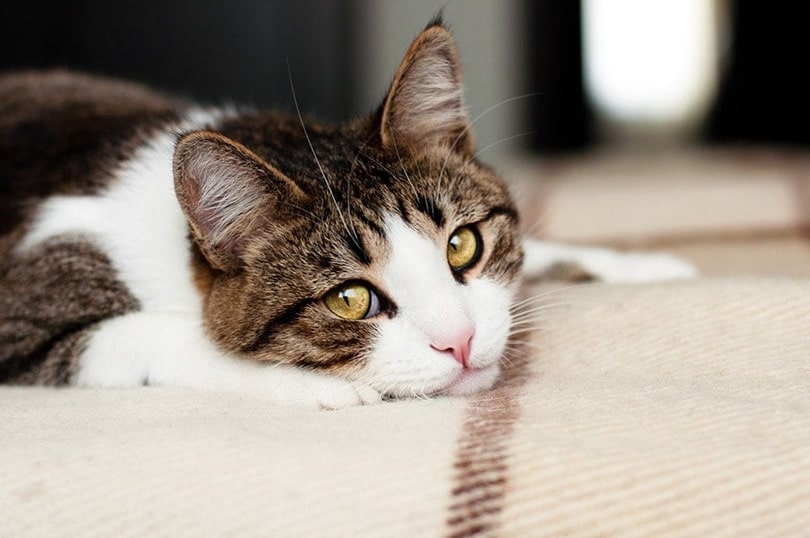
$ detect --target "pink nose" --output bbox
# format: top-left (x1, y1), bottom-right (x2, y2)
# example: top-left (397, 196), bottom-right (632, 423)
top-left (431, 328), bottom-right (474, 368)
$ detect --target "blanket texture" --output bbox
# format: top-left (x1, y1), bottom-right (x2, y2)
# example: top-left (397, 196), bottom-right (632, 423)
top-left (2, 148), bottom-right (809, 537)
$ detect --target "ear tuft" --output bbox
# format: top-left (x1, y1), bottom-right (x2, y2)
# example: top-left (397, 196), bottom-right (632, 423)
top-left (425, 10), bottom-right (446, 31)
top-left (173, 131), bottom-right (306, 271)
top-left (380, 24), bottom-right (474, 155)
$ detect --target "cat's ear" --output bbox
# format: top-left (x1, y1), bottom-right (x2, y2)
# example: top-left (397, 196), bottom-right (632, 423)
top-left (379, 21), bottom-right (474, 155)
top-left (173, 131), bottom-right (307, 272)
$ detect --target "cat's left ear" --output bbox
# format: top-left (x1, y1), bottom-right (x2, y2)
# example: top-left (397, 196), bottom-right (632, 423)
top-left (379, 21), bottom-right (474, 155)
top-left (173, 131), bottom-right (308, 272)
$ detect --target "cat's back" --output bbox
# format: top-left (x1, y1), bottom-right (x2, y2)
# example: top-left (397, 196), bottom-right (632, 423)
top-left (0, 70), bottom-right (185, 245)
top-left (0, 69), bottom-right (181, 121)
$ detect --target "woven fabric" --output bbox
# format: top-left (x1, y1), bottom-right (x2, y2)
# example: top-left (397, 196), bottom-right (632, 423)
top-left (3, 149), bottom-right (810, 537)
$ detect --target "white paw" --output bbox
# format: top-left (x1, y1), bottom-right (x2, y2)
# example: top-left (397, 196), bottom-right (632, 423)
top-left (585, 251), bottom-right (698, 283)
top-left (307, 375), bottom-right (383, 410)
top-left (521, 239), bottom-right (698, 284)
top-left (259, 366), bottom-right (383, 410)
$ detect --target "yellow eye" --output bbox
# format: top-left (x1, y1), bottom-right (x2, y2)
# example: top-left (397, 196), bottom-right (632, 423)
top-left (447, 226), bottom-right (481, 271)
top-left (324, 282), bottom-right (379, 320)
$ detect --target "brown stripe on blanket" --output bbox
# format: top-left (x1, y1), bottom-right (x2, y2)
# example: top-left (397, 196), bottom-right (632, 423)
top-left (446, 175), bottom-right (548, 537)
top-left (445, 333), bottom-right (533, 538)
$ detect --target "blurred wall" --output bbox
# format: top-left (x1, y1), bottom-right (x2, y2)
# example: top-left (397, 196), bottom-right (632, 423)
top-left (0, 1), bottom-right (530, 159)
top-left (0, 0), bottom-right (357, 119)
top-left (352, 0), bottom-right (526, 162)
top-left (2, 1), bottom-right (808, 155)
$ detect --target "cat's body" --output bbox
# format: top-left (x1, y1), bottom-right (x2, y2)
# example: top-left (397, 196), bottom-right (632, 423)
top-left (0, 21), bottom-right (695, 408)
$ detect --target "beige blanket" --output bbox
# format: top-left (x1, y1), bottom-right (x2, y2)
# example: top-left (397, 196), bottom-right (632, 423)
top-left (3, 149), bottom-right (809, 537)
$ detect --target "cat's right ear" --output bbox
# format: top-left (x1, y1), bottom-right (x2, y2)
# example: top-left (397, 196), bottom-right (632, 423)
top-left (173, 131), bottom-right (307, 272)
top-left (379, 20), bottom-right (474, 156)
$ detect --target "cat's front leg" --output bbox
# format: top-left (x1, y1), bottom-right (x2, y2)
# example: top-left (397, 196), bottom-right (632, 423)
top-left (75, 311), bottom-right (381, 409)
top-left (522, 238), bottom-right (698, 283)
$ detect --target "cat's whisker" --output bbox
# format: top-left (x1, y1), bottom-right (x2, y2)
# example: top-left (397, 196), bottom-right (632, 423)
top-left (504, 340), bottom-right (543, 352)
top-left (511, 305), bottom-right (595, 325)
top-left (511, 283), bottom-right (596, 310)
top-left (344, 172), bottom-right (352, 234)
top-left (508, 328), bottom-right (545, 338)
top-left (287, 61), bottom-right (356, 243)
top-left (500, 349), bottom-right (530, 369)
top-left (499, 353), bottom-right (517, 369)
top-left (402, 135), bottom-right (429, 202)
top-left (346, 133), bottom-right (383, 222)
top-left (508, 182), bottom-right (549, 238)
top-left (385, 126), bottom-right (421, 202)
top-left (464, 131), bottom-right (536, 166)
top-left (510, 304), bottom-right (584, 321)
top-left (509, 318), bottom-right (554, 330)
top-left (277, 201), bottom-right (330, 227)
top-left (356, 150), bottom-right (411, 195)
top-left (510, 299), bottom-right (592, 318)
top-left (504, 336), bottom-right (528, 352)
top-left (510, 315), bottom-right (558, 328)
top-left (513, 298), bottom-right (586, 312)
top-left (436, 92), bottom-right (543, 196)
top-left (511, 294), bottom-right (558, 312)
top-left (355, 150), bottom-right (392, 174)
top-left (509, 324), bottom-right (552, 335)
top-left (509, 315), bottom-right (566, 328)
top-left (522, 213), bottom-right (549, 239)
top-left (504, 336), bottom-right (542, 356)
top-left (507, 328), bottom-right (548, 339)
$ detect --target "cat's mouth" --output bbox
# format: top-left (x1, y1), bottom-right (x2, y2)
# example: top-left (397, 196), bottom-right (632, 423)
top-left (440, 363), bottom-right (501, 396)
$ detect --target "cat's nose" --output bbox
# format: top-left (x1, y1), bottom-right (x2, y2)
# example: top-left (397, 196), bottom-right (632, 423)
top-left (431, 327), bottom-right (474, 368)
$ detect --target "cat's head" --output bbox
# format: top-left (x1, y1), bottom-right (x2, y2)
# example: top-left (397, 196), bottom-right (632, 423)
top-left (173, 20), bottom-right (523, 398)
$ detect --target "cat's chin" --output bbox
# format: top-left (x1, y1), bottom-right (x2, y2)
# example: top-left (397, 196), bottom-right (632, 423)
top-left (440, 363), bottom-right (501, 397)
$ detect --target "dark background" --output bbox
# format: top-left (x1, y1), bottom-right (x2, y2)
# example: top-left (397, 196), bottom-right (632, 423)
top-left (1, 0), bottom-right (362, 120)
top-left (2, 1), bottom-right (809, 153)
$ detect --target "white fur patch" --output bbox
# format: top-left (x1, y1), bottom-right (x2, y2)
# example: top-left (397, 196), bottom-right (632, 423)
top-left (19, 109), bottom-right (227, 312)
top-left (361, 215), bottom-right (514, 397)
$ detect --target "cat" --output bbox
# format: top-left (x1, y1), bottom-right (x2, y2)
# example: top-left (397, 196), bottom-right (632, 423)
top-left (0, 18), bottom-right (695, 409)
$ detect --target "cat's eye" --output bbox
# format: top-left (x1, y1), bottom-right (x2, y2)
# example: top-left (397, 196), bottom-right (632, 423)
top-left (324, 282), bottom-right (381, 320)
top-left (447, 226), bottom-right (481, 271)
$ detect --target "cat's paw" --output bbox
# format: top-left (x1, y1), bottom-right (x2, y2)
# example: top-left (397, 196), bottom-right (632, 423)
top-left (521, 239), bottom-right (697, 284)
top-left (307, 376), bottom-right (383, 410)
top-left (585, 250), bottom-right (698, 283)
top-left (261, 366), bottom-right (382, 410)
